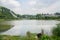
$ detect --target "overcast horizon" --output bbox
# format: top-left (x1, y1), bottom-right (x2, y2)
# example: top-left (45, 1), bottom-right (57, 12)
top-left (0, 0), bottom-right (60, 15)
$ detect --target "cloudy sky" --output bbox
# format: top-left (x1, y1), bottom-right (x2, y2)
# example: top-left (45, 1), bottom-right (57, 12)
top-left (0, 0), bottom-right (60, 15)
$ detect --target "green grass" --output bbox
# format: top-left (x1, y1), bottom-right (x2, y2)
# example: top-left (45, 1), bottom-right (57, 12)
top-left (0, 24), bottom-right (13, 32)
top-left (0, 34), bottom-right (60, 40)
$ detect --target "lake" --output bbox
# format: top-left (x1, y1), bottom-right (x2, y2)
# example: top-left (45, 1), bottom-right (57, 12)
top-left (1, 20), bottom-right (60, 35)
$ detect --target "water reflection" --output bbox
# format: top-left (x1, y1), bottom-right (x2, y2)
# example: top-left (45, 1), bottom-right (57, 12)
top-left (1, 20), bottom-right (60, 35)
top-left (0, 21), bottom-right (13, 32)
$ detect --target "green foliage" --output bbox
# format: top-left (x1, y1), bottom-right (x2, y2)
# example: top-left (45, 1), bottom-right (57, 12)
top-left (40, 34), bottom-right (51, 40)
top-left (50, 36), bottom-right (60, 40)
top-left (16, 14), bottom-right (60, 20)
top-left (0, 34), bottom-right (60, 40)
top-left (36, 14), bottom-right (42, 19)
top-left (0, 6), bottom-right (16, 19)
top-left (0, 35), bottom-right (20, 40)
top-left (52, 24), bottom-right (60, 37)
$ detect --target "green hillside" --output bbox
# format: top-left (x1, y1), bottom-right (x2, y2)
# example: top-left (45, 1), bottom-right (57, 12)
top-left (0, 6), bottom-right (17, 19)
top-left (0, 6), bottom-right (15, 32)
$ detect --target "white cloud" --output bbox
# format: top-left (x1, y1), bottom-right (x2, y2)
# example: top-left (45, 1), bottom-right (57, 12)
top-left (8, 0), bottom-right (21, 7)
top-left (28, 1), bottom-right (37, 6)
top-left (0, 0), bottom-right (60, 15)
top-left (0, 0), bottom-right (6, 2)
top-left (29, 0), bottom-right (60, 14)
top-left (40, 0), bottom-right (60, 14)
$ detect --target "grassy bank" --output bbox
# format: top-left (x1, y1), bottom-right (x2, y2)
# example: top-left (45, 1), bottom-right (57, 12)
top-left (0, 34), bottom-right (60, 40)
top-left (0, 24), bottom-right (13, 32)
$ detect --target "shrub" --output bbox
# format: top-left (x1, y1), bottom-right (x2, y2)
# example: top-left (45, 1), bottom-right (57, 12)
top-left (52, 24), bottom-right (60, 37)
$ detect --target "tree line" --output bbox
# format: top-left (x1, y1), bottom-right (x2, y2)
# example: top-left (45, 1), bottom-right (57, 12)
top-left (16, 13), bottom-right (60, 20)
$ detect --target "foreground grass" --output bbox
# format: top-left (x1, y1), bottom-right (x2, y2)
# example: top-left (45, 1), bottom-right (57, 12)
top-left (0, 35), bottom-right (60, 40)
top-left (0, 35), bottom-right (20, 40)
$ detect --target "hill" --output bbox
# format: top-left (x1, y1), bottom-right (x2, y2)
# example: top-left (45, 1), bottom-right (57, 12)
top-left (0, 6), bottom-right (17, 19)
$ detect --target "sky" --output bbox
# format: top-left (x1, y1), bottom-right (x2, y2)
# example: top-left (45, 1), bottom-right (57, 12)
top-left (0, 0), bottom-right (60, 15)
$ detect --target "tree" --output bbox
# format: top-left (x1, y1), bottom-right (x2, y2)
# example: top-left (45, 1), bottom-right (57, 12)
top-left (36, 14), bottom-right (42, 19)
top-left (55, 12), bottom-right (60, 15)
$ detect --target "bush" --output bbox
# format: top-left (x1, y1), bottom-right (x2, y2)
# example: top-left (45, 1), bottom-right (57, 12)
top-left (52, 24), bottom-right (60, 37)
top-left (40, 34), bottom-right (51, 40)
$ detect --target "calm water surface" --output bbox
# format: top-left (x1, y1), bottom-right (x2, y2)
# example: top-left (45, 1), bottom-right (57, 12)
top-left (1, 20), bottom-right (60, 35)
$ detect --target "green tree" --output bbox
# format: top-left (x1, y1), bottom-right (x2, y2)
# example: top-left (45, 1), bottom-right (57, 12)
top-left (36, 14), bottom-right (42, 19)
